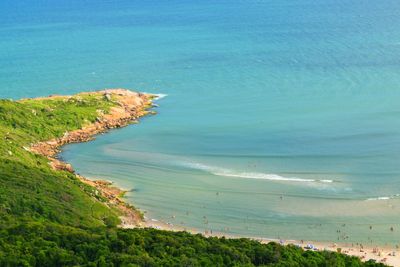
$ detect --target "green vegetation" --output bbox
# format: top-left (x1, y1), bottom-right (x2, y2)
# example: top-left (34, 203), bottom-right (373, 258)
top-left (0, 93), bottom-right (386, 266)
top-left (0, 95), bottom-right (119, 229)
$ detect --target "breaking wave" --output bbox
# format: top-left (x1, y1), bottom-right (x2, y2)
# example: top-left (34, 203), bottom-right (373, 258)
top-left (366, 194), bottom-right (400, 201)
top-left (180, 162), bottom-right (333, 184)
top-left (152, 93), bottom-right (168, 100)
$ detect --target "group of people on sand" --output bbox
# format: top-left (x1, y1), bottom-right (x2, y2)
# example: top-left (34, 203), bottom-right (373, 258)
top-left (145, 193), bottom-right (400, 265)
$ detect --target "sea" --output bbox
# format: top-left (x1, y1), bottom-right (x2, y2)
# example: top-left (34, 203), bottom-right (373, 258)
top-left (1, 0), bottom-right (400, 245)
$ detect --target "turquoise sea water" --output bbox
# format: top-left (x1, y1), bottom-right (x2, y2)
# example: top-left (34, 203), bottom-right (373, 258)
top-left (2, 0), bottom-right (400, 245)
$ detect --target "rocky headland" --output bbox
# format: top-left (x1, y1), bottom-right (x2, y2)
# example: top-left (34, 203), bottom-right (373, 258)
top-left (28, 89), bottom-right (155, 227)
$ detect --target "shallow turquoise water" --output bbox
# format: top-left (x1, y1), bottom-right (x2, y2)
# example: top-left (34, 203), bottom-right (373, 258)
top-left (2, 0), bottom-right (400, 245)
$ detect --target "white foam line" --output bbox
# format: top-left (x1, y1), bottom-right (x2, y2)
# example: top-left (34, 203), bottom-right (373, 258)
top-left (366, 197), bottom-right (390, 201)
top-left (152, 93), bottom-right (168, 100)
top-left (366, 194), bottom-right (400, 201)
top-left (214, 171), bottom-right (316, 182)
top-left (320, 179), bottom-right (333, 183)
top-left (180, 162), bottom-right (333, 184)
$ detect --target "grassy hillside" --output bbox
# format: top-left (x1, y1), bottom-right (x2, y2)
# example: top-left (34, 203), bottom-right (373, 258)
top-left (0, 95), bottom-right (119, 229)
top-left (0, 92), bottom-right (385, 266)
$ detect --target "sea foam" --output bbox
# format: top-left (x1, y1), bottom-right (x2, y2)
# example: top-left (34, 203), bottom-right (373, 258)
top-left (366, 194), bottom-right (400, 201)
top-left (152, 93), bottom-right (168, 100)
top-left (180, 162), bottom-right (333, 184)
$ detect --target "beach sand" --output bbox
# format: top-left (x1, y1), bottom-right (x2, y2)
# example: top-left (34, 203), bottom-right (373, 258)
top-left (29, 89), bottom-right (399, 266)
top-left (133, 217), bottom-right (400, 266)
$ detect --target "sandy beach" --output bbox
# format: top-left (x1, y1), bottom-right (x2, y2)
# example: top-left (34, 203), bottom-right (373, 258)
top-left (29, 89), bottom-right (399, 267)
top-left (138, 218), bottom-right (400, 266)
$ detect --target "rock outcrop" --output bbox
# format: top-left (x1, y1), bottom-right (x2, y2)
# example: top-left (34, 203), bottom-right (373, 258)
top-left (29, 89), bottom-right (154, 227)
top-left (30, 89), bottom-right (152, 158)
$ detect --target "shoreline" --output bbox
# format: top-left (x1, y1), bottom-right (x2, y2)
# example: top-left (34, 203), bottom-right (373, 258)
top-left (29, 88), bottom-right (156, 227)
top-left (142, 217), bottom-right (399, 266)
top-left (28, 89), bottom-right (398, 266)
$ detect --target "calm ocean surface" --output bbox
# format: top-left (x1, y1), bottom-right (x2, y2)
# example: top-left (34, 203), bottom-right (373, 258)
top-left (2, 0), bottom-right (400, 244)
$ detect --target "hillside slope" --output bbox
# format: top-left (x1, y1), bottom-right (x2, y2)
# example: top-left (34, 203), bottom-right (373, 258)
top-left (0, 90), bottom-right (384, 266)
